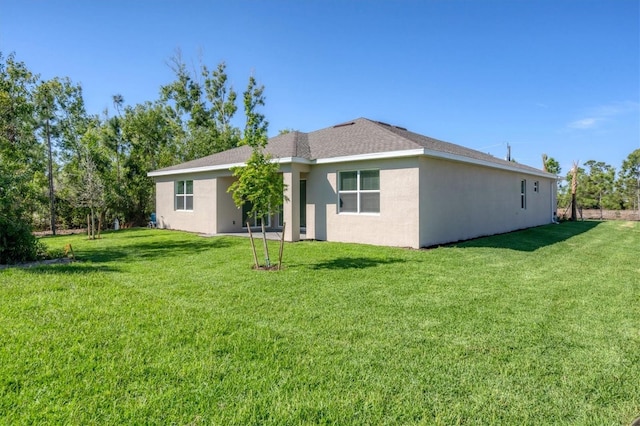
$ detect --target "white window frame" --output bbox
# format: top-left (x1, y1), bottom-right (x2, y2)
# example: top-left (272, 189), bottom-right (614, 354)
top-left (175, 180), bottom-right (194, 211)
top-left (520, 179), bottom-right (527, 209)
top-left (338, 169), bottom-right (380, 214)
top-left (242, 201), bottom-right (271, 228)
top-left (533, 181), bottom-right (539, 193)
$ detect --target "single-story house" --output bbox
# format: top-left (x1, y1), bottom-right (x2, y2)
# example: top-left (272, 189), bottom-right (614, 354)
top-left (148, 118), bottom-right (557, 248)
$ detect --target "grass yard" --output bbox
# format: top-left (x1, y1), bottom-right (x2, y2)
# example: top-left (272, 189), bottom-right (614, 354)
top-left (1, 221), bottom-right (638, 425)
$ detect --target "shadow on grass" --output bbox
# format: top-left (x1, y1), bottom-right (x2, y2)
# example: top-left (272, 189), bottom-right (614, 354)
top-left (311, 256), bottom-right (405, 270)
top-left (84, 238), bottom-right (234, 264)
top-left (26, 264), bottom-right (122, 274)
top-left (449, 221), bottom-right (602, 252)
top-left (24, 231), bottom-right (238, 274)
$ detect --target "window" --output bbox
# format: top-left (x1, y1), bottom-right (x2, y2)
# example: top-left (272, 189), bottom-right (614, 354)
top-left (533, 181), bottom-right (539, 193)
top-left (520, 179), bottom-right (526, 209)
top-left (339, 170), bottom-right (380, 213)
top-left (242, 201), bottom-right (270, 228)
top-left (175, 180), bottom-right (193, 211)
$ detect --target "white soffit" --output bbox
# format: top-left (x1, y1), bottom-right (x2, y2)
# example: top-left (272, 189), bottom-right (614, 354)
top-left (147, 157), bottom-right (312, 177)
top-left (148, 150), bottom-right (554, 179)
top-left (147, 162), bottom-right (246, 177)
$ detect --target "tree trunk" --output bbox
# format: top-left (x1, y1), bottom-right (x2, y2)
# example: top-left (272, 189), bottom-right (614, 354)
top-left (116, 140), bottom-right (120, 185)
top-left (246, 222), bottom-right (259, 268)
top-left (261, 221), bottom-right (270, 268)
top-left (46, 118), bottom-right (56, 235)
top-left (90, 207), bottom-right (95, 239)
top-left (599, 193), bottom-right (603, 220)
top-left (97, 210), bottom-right (103, 238)
top-left (637, 178), bottom-right (640, 220)
top-left (278, 222), bottom-right (286, 270)
top-left (570, 163), bottom-right (578, 221)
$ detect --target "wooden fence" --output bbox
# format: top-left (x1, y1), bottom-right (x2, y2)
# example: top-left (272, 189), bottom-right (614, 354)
top-left (556, 208), bottom-right (640, 221)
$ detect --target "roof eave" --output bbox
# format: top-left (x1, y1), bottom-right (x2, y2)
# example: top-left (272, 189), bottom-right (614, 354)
top-left (148, 149), bottom-right (554, 179)
top-left (147, 162), bottom-right (246, 177)
top-left (314, 149), bottom-right (425, 164)
top-left (147, 156), bottom-right (313, 177)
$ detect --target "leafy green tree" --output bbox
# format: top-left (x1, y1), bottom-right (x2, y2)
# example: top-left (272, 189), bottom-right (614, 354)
top-left (96, 94), bottom-right (130, 223)
top-left (278, 128), bottom-right (298, 135)
top-left (618, 149), bottom-right (640, 216)
top-left (580, 160), bottom-right (616, 219)
top-left (542, 154), bottom-right (561, 175)
top-left (57, 120), bottom-right (105, 229)
top-left (76, 153), bottom-right (105, 239)
top-left (119, 101), bottom-right (181, 225)
top-left (228, 76), bottom-right (286, 268)
top-left (161, 53), bottom-right (240, 161)
top-left (110, 94), bottom-right (125, 184)
top-left (0, 52), bottom-right (44, 263)
top-left (34, 76), bottom-right (88, 234)
top-left (204, 62), bottom-right (240, 149)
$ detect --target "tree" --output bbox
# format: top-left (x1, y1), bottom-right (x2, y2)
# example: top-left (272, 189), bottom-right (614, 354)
top-left (34, 77), bottom-right (87, 235)
top-left (95, 94), bottom-right (129, 223)
top-left (160, 53), bottom-right (240, 161)
top-left (228, 76), bottom-right (287, 269)
top-left (570, 162), bottom-right (581, 220)
top-left (542, 154), bottom-right (561, 175)
top-left (580, 160), bottom-right (616, 219)
top-left (204, 62), bottom-right (240, 150)
top-left (119, 101), bottom-right (180, 225)
top-left (278, 128), bottom-right (298, 135)
top-left (76, 153), bottom-right (105, 239)
top-left (618, 148), bottom-right (640, 217)
top-left (0, 52), bottom-right (44, 263)
top-left (55, 118), bottom-right (107, 229)
top-left (111, 94), bottom-right (124, 184)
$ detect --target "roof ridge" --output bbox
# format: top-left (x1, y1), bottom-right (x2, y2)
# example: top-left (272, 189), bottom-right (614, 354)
top-left (291, 130), bottom-right (310, 159)
top-left (363, 118), bottom-right (423, 149)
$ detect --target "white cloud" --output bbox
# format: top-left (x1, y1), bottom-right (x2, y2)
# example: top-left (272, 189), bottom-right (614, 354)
top-left (593, 101), bottom-right (639, 117)
top-left (566, 101), bottom-right (639, 130)
top-left (568, 117), bottom-right (600, 129)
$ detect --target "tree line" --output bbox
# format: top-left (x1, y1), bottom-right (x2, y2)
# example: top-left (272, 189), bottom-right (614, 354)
top-left (1, 50), bottom-right (639, 263)
top-left (556, 154), bottom-right (640, 219)
top-left (1, 50), bottom-right (269, 263)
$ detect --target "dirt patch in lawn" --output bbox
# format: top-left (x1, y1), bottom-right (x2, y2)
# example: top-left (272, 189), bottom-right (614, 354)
top-left (33, 229), bottom-right (87, 237)
top-left (0, 258), bottom-right (75, 270)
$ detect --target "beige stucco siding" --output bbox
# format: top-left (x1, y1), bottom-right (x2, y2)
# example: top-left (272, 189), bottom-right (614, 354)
top-left (306, 158), bottom-right (421, 248)
top-left (152, 155), bottom-right (555, 247)
top-left (216, 176), bottom-right (245, 233)
top-left (154, 172), bottom-right (228, 234)
top-left (418, 157), bottom-right (555, 247)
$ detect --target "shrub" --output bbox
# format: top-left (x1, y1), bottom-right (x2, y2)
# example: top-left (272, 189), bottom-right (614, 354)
top-left (0, 217), bottom-right (44, 264)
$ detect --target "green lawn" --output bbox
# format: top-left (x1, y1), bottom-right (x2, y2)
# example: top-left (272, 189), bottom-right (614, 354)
top-left (1, 221), bottom-right (638, 425)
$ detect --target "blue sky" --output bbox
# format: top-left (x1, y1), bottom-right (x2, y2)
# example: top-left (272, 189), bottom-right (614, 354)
top-left (1, 0), bottom-right (638, 175)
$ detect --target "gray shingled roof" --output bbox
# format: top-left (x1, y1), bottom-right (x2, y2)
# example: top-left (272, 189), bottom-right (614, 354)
top-left (150, 117), bottom-right (551, 176)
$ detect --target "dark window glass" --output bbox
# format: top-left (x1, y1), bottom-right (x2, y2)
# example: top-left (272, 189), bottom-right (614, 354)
top-left (340, 193), bottom-right (358, 213)
top-left (360, 193), bottom-right (380, 213)
top-left (340, 171), bottom-right (357, 191)
top-left (360, 170), bottom-right (379, 190)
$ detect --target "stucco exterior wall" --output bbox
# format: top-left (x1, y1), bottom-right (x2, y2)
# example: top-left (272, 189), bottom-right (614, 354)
top-left (280, 163), bottom-right (310, 241)
top-left (418, 157), bottom-right (556, 247)
top-left (216, 176), bottom-right (244, 233)
top-left (305, 158), bottom-right (421, 248)
top-left (154, 171), bottom-right (228, 234)
top-left (153, 156), bottom-right (555, 247)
